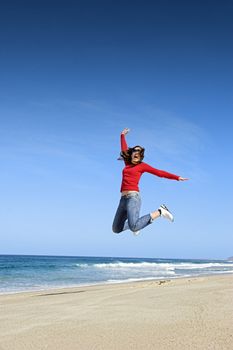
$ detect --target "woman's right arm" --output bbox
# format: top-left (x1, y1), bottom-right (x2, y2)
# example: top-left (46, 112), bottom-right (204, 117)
top-left (120, 128), bottom-right (130, 151)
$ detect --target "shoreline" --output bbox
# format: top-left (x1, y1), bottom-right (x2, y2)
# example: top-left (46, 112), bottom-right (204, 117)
top-left (1, 274), bottom-right (233, 349)
top-left (0, 271), bottom-right (232, 296)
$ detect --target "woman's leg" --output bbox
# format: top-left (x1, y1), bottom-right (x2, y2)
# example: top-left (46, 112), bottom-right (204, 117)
top-left (126, 194), bottom-right (152, 232)
top-left (112, 197), bottom-right (128, 233)
top-left (150, 210), bottom-right (161, 220)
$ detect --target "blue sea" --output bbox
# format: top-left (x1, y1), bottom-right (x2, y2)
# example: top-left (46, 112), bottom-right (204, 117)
top-left (0, 255), bottom-right (233, 294)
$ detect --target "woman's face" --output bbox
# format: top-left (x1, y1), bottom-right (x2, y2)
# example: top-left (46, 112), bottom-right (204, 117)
top-left (131, 147), bottom-right (142, 164)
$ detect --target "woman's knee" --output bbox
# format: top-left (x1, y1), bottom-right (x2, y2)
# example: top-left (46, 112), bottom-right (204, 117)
top-left (112, 225), bottom-right (122, 234)
top-left (128, 223), bottom-right (138, 233)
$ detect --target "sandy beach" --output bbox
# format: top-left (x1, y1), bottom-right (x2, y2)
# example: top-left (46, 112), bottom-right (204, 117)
top-left (0, 275), bottom-right (232, 350)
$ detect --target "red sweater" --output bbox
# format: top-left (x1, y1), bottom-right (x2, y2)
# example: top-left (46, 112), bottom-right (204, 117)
top-left (120, 134), bottom-right (179, 192)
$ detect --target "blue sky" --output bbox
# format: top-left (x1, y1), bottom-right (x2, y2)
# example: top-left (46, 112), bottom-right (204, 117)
top-left (0, 0), bottom-right (232, 259)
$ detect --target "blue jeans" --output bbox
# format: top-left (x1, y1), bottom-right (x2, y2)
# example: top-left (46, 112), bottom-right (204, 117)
top-left (112, 192), bottom-right (152, 233)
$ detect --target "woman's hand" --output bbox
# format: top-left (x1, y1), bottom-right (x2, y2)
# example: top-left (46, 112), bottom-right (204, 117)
top-left (178, 177), bottom-right (189, 181)
top-left (121, 128), bottom-right (130, 135)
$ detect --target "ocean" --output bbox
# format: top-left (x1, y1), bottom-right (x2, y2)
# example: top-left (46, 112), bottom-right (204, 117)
top-left (0, 255), bottom-right (233, 294)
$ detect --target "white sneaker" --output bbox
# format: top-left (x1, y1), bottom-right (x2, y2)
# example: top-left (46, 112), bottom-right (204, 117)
top-left (133, 230), bottom-right (140, 236)
top-left (159, 204), bottom-right (174, 222)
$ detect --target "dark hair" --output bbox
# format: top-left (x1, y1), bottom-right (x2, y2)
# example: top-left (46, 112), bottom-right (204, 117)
top-left (120, 145), bottom-right (145, 165)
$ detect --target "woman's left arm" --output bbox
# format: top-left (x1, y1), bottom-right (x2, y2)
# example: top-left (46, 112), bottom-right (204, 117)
top-left (142, 163), bottom-right (188, 181)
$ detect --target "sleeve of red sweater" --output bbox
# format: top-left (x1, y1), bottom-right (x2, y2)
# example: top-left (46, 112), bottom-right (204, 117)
top-left (142, 163), bottom-right (180, 180)
top-left (121, 133), bottom-right (128, 151)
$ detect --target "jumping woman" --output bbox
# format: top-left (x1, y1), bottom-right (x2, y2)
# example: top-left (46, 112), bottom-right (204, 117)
top-left (112, 128), bottom-right (188, 235)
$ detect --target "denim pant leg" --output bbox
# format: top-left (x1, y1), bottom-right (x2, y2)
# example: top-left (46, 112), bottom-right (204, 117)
top-left (112, 197), bottom-right (128, 233)
top-left (126, 194), bottom-right (152, 232)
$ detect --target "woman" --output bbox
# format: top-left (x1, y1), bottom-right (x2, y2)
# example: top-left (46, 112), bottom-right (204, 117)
top-left (112, 128), bottom-right (188, 235)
